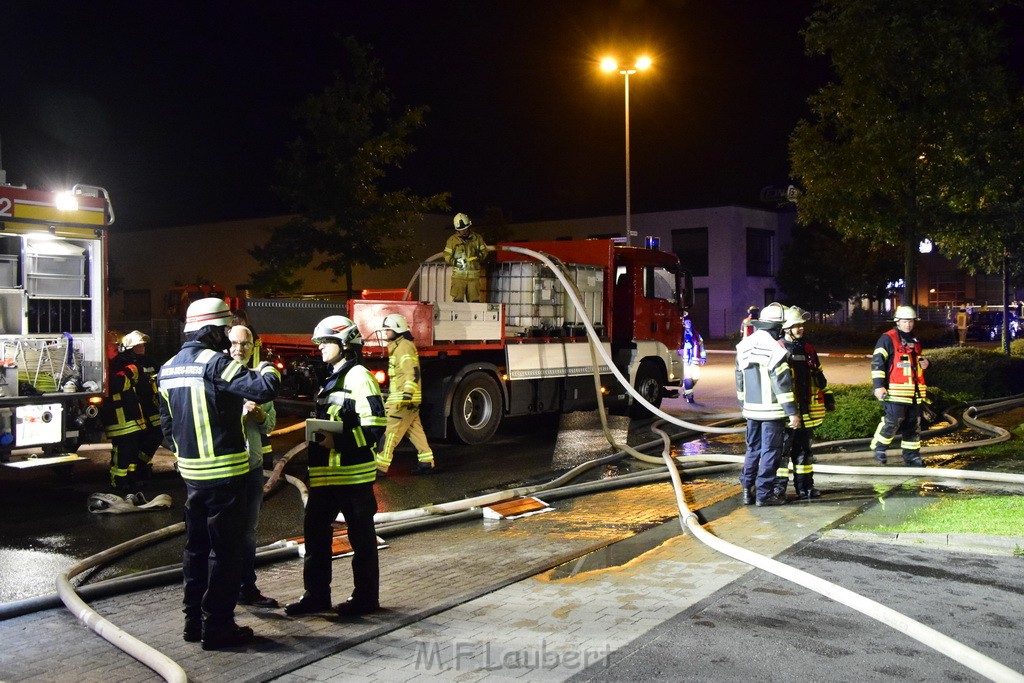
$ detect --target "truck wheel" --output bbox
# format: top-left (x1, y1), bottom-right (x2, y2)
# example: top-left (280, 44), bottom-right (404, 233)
top-left (630, 360), bottom-right (666, 418)
top-left (451, 372), bottom-right (502, 445)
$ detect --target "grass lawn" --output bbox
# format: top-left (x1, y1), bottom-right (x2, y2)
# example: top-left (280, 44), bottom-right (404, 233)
top-left (863, 495), bottom-right (1024, 540)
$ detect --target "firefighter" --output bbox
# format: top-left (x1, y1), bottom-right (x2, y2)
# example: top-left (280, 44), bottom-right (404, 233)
top-left (101, 339), bottom-right (149, 491)
top-left (118, 330), bottom-right (164, 479)
top-left (375, 313), bottom-right (435, 475)
top-left (443, 212), bottom-right (488, 302)
top-left (735, 302), bottom-right (800, 507)
top-left (284, 315), bottom-right (387, 618)
top-left (740, 306), bottom-right (759, 337)
top-left (870, 305), bottom-right (930, 466)
top-left (158, 297), bottom-right (281, 649)
top-left (773, 307), bottom-right (834, 500)
top-left (680, 311), bottom-right (706, 404)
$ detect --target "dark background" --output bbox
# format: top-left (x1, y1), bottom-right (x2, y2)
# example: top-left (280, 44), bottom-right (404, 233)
top-left (0, 1), bottom-right (886, 229)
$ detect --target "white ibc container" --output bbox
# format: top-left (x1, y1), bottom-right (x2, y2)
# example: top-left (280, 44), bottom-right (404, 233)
top-left (491, 261), bottom-right (563, 328)
top-left (418, 262), bottom-right (453, 303)
top-left (564, 265), bottom-right (604, 326)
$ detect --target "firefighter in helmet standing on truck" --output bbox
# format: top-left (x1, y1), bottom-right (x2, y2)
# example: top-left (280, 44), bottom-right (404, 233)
top-left (444, 212), bottom-right (488, 302)
top-left (375, 313), bottom-right (435, 475)
top-left (870, 305), bottom-right (930, 467)
top-left (284, 315), bottom-right (387, 619)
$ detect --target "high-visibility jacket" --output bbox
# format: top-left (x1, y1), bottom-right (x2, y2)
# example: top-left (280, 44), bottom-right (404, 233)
top-left (443, 231), bottom-right (488, 278)
top-left (735, 329), bottom-right (798, 421)
top-left (309, 358), bottom-right (387, 487)
top-left (783, 338), bottom-right (832, 428)
top-left (871, 328), bottom-right (927, 404)
top-left (386, 336), bottom-right (422, 406)
top-left (101, 357), bottom-right (147, 438)
top-left (158, 339), bottom-right (280, 486)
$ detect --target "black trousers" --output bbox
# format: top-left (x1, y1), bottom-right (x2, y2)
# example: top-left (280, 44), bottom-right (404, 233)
top-left (182, 476), bottom-right (248, 631)
top-left (302, 483), bottom-right (379, 605)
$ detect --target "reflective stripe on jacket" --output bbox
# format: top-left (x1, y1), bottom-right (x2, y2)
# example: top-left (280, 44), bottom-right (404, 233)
top-left (158, 340), bottom-right (280, 485)
top-left (784, 339), bottom-right (830, 428)
top-left (309, 358), bottom-right (387, 487)
top-left (386, 336), bottom-right (422, 406)
top-left (735, 329), bottom-right (798, 421)
top-left (443, 231), bottom-right (488, 277)
top-left (101, 359), bottom-right (147, 438)
top-left (872, 328), bottom-right (927, 404)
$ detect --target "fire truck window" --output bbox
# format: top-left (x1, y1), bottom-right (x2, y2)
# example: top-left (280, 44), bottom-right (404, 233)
top-left (644, 267), bottom-right (678, 304)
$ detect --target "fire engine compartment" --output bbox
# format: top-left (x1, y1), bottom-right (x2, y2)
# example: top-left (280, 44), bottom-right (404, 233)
top-left (0, 185), bottom-right (110, 458)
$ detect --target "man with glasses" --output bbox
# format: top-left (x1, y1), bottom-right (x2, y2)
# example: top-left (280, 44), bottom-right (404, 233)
top-left (228, 324), bottom-right (279, 608)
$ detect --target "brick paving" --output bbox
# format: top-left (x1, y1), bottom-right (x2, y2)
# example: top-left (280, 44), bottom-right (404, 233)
top-left (0, 473), bottom-right (873, 683)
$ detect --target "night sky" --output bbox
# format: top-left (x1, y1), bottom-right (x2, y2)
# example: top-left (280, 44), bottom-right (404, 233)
top-left (1, 1), bottom-right (827, 229)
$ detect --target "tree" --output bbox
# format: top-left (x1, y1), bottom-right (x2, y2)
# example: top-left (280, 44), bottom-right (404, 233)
top-left (249, 38), bottom-right (449, 296)
top-left (936, 88), bottom-right (1024, 352)
top-left (777, 221), bottom-right (899, 316)
top-left (789, 0), bottom-right (1017, 307)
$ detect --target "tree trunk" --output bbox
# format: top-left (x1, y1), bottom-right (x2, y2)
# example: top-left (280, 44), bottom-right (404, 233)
top-left (1002, 250), bottom-right (1011, 355)
top-left (903, 238), bottom-right (916, 307)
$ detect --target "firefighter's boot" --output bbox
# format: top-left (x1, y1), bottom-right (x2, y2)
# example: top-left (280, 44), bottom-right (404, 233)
top-left (742, 486), bottom-right (755, 505)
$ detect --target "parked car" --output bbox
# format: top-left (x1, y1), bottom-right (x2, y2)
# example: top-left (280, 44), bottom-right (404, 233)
top-left (965, 311), bottom-right (1018, 341)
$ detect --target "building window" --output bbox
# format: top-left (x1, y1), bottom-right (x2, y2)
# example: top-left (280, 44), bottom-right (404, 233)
top-left (746, 228), bottom-right (774, 277)
top-left (926, 273), bottom-right (965, 308)
top-left (671, 227), bottom-right (708, 277)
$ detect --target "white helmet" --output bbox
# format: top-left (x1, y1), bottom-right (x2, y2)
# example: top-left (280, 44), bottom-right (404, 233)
top-left (782, 307), bottom-right (808, 330)
top-left (758, 302), bottom-right (786, 324)
top-left (381, 313), bottom-right (410, 334)
top-left (312, 315), bottom-right (362, 347)
top-left (183, 298), bottom-right (232, 332)
top-left (120, 330), bottom-right (150, 350)
top-left (894, 305), bottom-right (918, 321)
top-left (453, 212), bottom-right (472, 231)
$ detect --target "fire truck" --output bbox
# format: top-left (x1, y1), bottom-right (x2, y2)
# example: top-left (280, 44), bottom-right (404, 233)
top-left (347, 239), bottom-right (690, 444)
top-left (0, 183), bottom-right (113, 466)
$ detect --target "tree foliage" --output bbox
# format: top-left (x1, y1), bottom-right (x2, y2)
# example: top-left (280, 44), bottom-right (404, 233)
top-left (789, 0), bottom-right (1019, 305)
top-left (249, 37), bottom-right (449, 295)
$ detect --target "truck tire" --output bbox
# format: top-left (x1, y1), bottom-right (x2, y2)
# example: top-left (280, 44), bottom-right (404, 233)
top-left (451, 372), bottom-right (502, 445)
top-left (629, 360), bottom-right (666, 418)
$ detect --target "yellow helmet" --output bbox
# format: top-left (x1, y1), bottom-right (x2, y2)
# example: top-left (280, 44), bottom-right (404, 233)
top-left (453, 212), bottom-right (472, 231)
top-left (120, 330), bottom-right (150, 350)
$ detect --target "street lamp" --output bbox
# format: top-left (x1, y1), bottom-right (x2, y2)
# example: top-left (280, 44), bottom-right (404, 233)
top-left (602, 55), bottom-right (651, 247)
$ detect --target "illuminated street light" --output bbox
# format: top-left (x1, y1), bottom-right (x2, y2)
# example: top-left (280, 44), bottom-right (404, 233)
top-left (601, 55), bottom-right (651, 247)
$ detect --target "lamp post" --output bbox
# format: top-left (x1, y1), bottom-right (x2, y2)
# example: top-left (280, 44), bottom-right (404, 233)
top-left (601, 55), bottom-right (651, 247)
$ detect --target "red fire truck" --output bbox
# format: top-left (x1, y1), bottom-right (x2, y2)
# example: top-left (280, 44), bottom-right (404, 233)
top-left (347, 239), bottom-right (690, 444)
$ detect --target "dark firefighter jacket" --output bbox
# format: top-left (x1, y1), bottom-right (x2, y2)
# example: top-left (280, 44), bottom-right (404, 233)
top-left (157, 329), bottom-right (280, 487)
top-left (101, 354), bottom-right (147, 438)
top-left (309, 357), bottom-right (387, 487)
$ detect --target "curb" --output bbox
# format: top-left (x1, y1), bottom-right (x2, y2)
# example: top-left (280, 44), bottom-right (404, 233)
top-left (822, 529), bottom-right (1024, 555)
